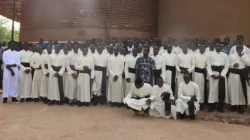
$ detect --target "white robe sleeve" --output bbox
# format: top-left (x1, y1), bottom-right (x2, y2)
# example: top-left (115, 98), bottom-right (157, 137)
top-left (41, 57), bottom-right (47, 75)
top-left (241, 54), bottom-right (250, 66)
top-left (161, 59), bottom-right (166, 82)
top-left (108, 58), bottom-right (115, 77)
top-left (206, 56), bottom-right (214, 76)
top-left (188, 55), bottom-right (195, 73)
top-left (118, 58), bottom-right (125, 76)
top-left (58, 57), bottom-right (65, 76)
top-left (175, 55), bottom-right (181, 72)
top-left (220, 55), bottom-right (229, 77)
top-left (90, 58), bottom-right (95, 79)
top-left (48, 55), bottom-right (56, 75)
top-left (74, 57), bottom-right (83, 71)
top-left (124, 60), bottom-right (129, 79)
top-left (178, 83), bottom-right (191, 102)
top-left (66, 56), bottom-right (74, 75)
top-left (30, 56), bottom-right (39, 69)
top-left (194, 83), bottom-right (201, 102)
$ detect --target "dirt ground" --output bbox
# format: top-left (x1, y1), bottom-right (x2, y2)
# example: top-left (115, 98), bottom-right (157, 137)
top-left (0, 101), bottom-right (250, 140)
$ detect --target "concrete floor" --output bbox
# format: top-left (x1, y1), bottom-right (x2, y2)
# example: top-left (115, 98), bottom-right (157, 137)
top-left (0, 101), bottom-right (250, 140)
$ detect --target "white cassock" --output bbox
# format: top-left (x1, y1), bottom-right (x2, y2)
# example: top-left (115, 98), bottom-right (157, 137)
top-left (74, 54), bottom-right (94, 103)
top-left (62, 53), bottom-right (70, 98)
top-left (175, 52), bottom-right (195, 93)
top-left (124, 54), bottom-right (139, 96)
top-left (108, 54), bottom-right (124, 103)
top-left (123, 83), bottom-right (152, 111)
top-left (228, 53), bottom-right (250, 105)
top-left (172, 46), bottom-right (182, 55)
top-left (121, 55), bottom-right (127, 99)
top-left (207, 51), bottom-right (229, 103)
top-left (176, 81), bottom-right (201, 115)
top-left (159, 47), bottom-right (165, 55)
top-left (92, 52), bottom-right (108, 97)
top-left (151, 54), bottom-right (165, 84)
top-left (19, 50), bottom-right (33, 99)
top-left (149, 84), bottom-right (176, 119)
top-left (149, 47), bottom-right (154, 56)
top-left (40, 50), bottom-right (50, 98)
top-left (47, 53), bottom-right (66, 101)
top-left (161, 50), bottom-right (176, 93)
top-left (65, 52), bottom-right (78, 100)
top-left (193, 52), bottom-right (208, 103)
top-left (30, 52), bottom-right (43, 98)
top-left (2, 50), bottom-right (20, 98)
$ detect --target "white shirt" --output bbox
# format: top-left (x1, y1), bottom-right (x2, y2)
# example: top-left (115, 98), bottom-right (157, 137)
top-left (127, 83), bottom-right (153, 98)
top-left (161, 50), bottom-right (176, 66)
top-left (20, 50), bottom-right (33, 71)
top-left (93, 52), bottom-right (109, 67)
top-left (108, 54), bottom-right (124, 77)
top-left (152, 84), bottom-right (174, 101)
top-left (48, 53), bottom-right (66, 76)
top-left (176, 52), bottom-right (195, 73)
top-left (229, 53), bottom-right (250, 69)
top-left (172, 46), bottom-right (182, 55)
top-left (178, 81), bottom-right (200, 102)
top-left (74, 54), bottom-right (95, 79)
top-left (230, 45), bottom-right (250, 57)
top-left (207, 51), bottom-right (229, 77)
top-left (195, 52), bottom-right (208, 69)
top-left (30, 52), bottom-right (42, 69)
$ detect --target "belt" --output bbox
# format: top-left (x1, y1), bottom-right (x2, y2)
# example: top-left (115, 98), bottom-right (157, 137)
top-left (95, 65), bottom-right (106, 71)
top-left (128, 67), bottom-right (136, 74)
top-left (51, 66), bottom-right (62, 72)
top-left (211, 65), bottom-right (225, 103)
top-left (78, 69), bottom-right (91, 76)
top-left (44, 64), bottom-right (48, 69)
top-left (21, 62), bottom-right (30, 67)
top-left (132, 95), bottom-right (150, 100)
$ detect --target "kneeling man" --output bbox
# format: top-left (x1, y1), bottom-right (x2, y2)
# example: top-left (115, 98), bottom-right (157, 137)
top-left (123, 78), bottom-right (153, 116)
top-left (176, 74), bottom-right (200, 120)
top-left (149, 77), bottom-right (176, 119)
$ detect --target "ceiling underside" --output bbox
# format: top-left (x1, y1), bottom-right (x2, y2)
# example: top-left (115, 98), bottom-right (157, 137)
top-left (0, 0), bottom-right (24, 22)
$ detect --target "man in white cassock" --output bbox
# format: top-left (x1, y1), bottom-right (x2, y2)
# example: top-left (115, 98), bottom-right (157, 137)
top-left (74, 46), bottom-right (95, 107)
top-left (47, 46), bottom-right (66, 106)
top-left (108, 46), bottom-right (124, 107)
top-left (65, 43), bottom-right (78, 106)
top-left (124, 78), bottom-right (153, 116)
top-left (62, 45), bottom-right (69, 102)
top-left (149, 77), bottom-right (176, 119)
top-left (30, 47), bottom-right (43, 102)
top-left (229, 35), bottom-right (250, 57)
top-left (40, 47), bottom-right (51, 103)
top-left (151, 45), bottom-right (165, 85)
top-left (193, 44), bottom-right (208, 110)
top-left (175, 44), bottom-right (195, 92)
top-left (124, 48), bottom-right (139, 97)
top-left (228, 44), bottom-right (250, 114)
top-left (92, 45), bottom-right (109, 105)
top-left (176, 74), bottom-right (200, 120)
top-left (19, 43), bottom-right (33, 102)
top-left (161, 43), bottom-right (177, 94)
top-left (207, 42), bottom-right (229, 113)
top-left (2, 41), bottom-right (20, 103)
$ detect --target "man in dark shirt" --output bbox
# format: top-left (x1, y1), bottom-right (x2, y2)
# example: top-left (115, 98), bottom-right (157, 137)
top-left (135, 45), bottom-right (156, 85)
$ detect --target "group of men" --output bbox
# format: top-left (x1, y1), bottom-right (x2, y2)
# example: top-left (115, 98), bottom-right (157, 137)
top-left (2, 35), bottom-right (250, 120)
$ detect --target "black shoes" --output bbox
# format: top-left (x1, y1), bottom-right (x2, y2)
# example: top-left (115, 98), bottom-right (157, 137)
top-left (12, 97), bottom-right (19, 103)
top-left (2, 98), bottom-right (8, 104)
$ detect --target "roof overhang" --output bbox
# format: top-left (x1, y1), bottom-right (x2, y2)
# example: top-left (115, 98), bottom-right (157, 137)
top-left (0, 0), bottom-right (23, 22)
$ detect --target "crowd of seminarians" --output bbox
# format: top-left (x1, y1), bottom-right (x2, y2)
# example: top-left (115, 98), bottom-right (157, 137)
top-left (1, 35), bottom-right (250, 120)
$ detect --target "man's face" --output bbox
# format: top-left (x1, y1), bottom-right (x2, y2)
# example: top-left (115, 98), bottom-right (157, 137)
top-left (153, 46), bottom-right (159, 55)
top-left (73, 45), bottom-right (78, 53)
top-left (113, 47), bottom-right (119, 55)
top-left (90, 45), bottom-right (95, 52)
top-left (237, 37), bottom-right (244, 44)
top-left (137, 45), bottom-right (142, 52)
top-left (184, 75), bottom-right (191, 84)
top-left (224, 37), bottom-right (230, 44)
top-left (199, 44), bottom-right (206, 54)
top-left (215, 43), bottom-right (223, 52)
top-left (135, 83), bottom-right (143, 89)
top-left (132, 48), bottom-right (138, 56)
top-left (143, 47), bottom-right (149, 56)
top-left (82, 47), bottom-right (88, 56)
top-left (54, 46), bottom-right (60, 54)
top-left (157, 78), bottom-right (163, 87)
top-left (181, 44), bottom-right (188, 54)
top-left (64, 47), bottom-right (68, 55)
top-left (97, 46), bottom-right (103, 54)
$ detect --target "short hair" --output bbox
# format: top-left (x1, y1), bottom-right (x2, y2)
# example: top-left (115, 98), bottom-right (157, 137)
top-left (134, 78), bottom-right (143, 85)
top-left (237, 35), bottom-right (244, 40)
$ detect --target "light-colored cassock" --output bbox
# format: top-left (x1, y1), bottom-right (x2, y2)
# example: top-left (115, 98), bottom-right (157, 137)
top-left (176, 81), bottom-right (200, 115)
top-left (40, 50), bottom-right (50, 98)
top-left (193, 52), bottom-right (208, 103)
top-left (92, 52), bottom-right (108, 96)
top-left (205, 47), bottom-right (215, 57)
top-left (19, 50), bottom-right (33, 98)
top-left (175, 52), bottom-right (195, 90)
top-left (207, 52), bottom-right (229, 103)
top-left (62, 53), bottom-right (70, 97)
top-left (124, 54), bottom-right (139, 96)
top-left (65, 52), bottom-right (78, 100)
top-left (2, 50), bottom-right (20, 98)
top-left (161, 50), bottom-right (176, 88)
top-left (74, 54), bottom-right (94, 102)
top-left (149, 84), bottom-right (175, 118)
top-left (108, 54), bottom-right (124, 103)
top-left (151, 54), bottom-right (165, 84)
top-left (30, 52), bottom-right (43, 98)
top-left (228, 53), bottom-right (250, 105)
top-left (47, 53), bottom-right (65, 101)
top-left (124, 83), bottom-right (152, 111)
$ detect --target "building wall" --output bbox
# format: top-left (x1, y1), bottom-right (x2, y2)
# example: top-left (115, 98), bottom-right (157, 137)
top-left (19, 0), bottom-right (157, 42)
top-left (158, 0), bottom-right (250, 41)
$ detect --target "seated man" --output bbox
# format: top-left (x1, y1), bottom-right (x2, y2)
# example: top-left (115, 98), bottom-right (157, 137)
top-left (149, 77), bottom-right (177, 119)
top-left (123, 78), bottom-right (153, 116)
top-left (176, 74), bottom-right (201, 120)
